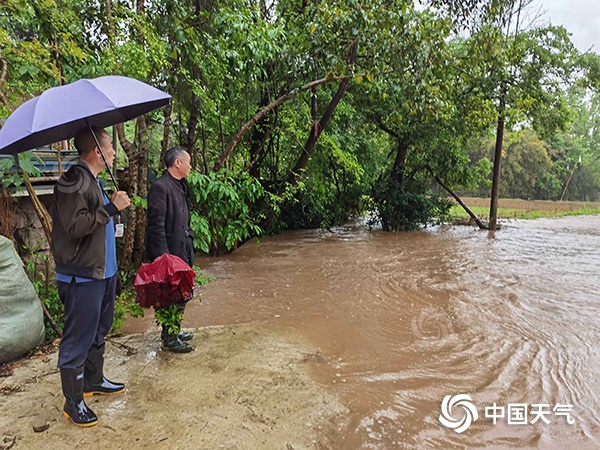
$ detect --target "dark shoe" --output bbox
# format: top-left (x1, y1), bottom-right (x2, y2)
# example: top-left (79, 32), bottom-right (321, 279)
top-left (178, 330), bottom-right (194, 341)
top-left (61, 367), bottom-right (98, 427)
top-left (64, 399), bottom-right (99, 427)
top-left (162, 334), bottom-right (193, 353)
top-left (83, 344), bottom-right (125, 397)
top-left (84, 377), bottom-right (125, 397)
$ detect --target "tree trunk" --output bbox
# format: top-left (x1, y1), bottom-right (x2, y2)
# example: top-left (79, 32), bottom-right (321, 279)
top-left (489, 85), bottom-right (507, 231)
top-left (199, 106), bottom-right (208, 173)
top-left (258, 76), bottom-right (351, 230)
top-left (213, 75), bottom-right (337, 172)
top-left (161, 102), bottom-right (172, 161)
top-left (186, 67), bottom-right (201, 163)
top-left (0, 57), bottom-right (10, 109)
top-left (248, 87), bottom-right (275, 178)
top-left (133, 118), bottom-right (148, 269)
top-left (286, 76), bottom-right (349, 186)
top-left (0, 188), bottom-right (16, 240)
top-left (105, 0), bottom-right (115, 47)
top-left (117, 116), bottom-right (149, 272)
top-left (116, 123), bottom-right (138, 271)
top-left (560, 163), bottom-right (578, 201)
top-left (391, 139), bottom-right (409, 185)
top-left (248, 112), bottom-right (278, 177)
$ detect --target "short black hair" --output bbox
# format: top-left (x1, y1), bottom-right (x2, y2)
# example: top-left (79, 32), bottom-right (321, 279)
top-left (73, 127), bottom-right (109, 157)
top-left (163, 147), bottom-right (188, 168)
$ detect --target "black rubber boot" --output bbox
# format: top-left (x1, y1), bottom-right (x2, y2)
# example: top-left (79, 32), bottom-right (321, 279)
top-left (161, 322), bottom-right (194, 344)
top-left (162, 332), bottom-right (193, 353)
top-left (178, 330), bottom-right (194, 341)
top-left (61, 366), bottom-right (98, 427)
top-left (83, 344), bottom-right (125, 397)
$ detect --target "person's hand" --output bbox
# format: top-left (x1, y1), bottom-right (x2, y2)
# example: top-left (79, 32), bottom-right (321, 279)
top-left (111, 190), bottom-right (131, 211)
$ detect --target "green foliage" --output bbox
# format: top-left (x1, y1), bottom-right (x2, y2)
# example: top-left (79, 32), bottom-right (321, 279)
top-left (25, 258), bottom-right (63, 342)
top-left (192, 265), bottom-right (215, 287)
top-left (154, 303), bottom-right (184, 335)
top-left (0, 152), bottom-right (42, 190)
top-left (499, 131), bottom-right (552, 200)
top-left (131, 195), bottom-right (147, 209)
top-left (462, 106), bottom-right (600, 202)
top-left (0, 0), bottom-right (94, 114)
top-left (112, 288), bottom-right (144, 335)
top-left (507, 26), bottom-right (579, 140)
top-left (369, 176), bottom-right (453, 231)
top-left (2, 0), bottom-right (598, 236)
top-left (278, 182), bottom-right (338, 229)
top-left (187, 169), bottom-right (264, 255)
top-left (279, 121), bottom-right (367, 229)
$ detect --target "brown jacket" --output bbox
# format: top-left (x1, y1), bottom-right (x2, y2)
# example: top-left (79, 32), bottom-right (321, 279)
top-left (51, 161), bottom-right (119, 279)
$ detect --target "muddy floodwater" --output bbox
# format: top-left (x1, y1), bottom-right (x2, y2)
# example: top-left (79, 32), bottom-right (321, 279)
top-left (126, 215), bottom-right (600, 449)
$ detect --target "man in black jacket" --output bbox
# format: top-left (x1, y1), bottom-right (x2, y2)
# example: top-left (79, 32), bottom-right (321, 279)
top-left (52, 127), bottom-right (130, 427)
top-left (146, 147), bottom-right (194, 353)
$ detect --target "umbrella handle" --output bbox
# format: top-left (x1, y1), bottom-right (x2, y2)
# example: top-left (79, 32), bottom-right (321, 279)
top-left (86, 120), bottom-right (120, 191)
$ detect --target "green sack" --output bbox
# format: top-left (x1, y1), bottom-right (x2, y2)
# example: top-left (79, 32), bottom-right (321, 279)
top-left (0, 235), bottom-right (44, 363)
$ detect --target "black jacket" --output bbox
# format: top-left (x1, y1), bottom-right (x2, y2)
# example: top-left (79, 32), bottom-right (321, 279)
top-left (51, 161), bottom-right (119, 279)
top-left (146, 171), bottom-right (194, 266)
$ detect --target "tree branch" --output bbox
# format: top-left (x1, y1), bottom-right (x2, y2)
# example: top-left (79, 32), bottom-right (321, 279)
top-left (427, 165), bottom-right (489, 230)
top-left (213, 75), bottom-right (341, 172)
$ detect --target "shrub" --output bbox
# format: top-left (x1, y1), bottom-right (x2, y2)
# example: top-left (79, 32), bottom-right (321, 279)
top-left (368, 177), bottom-right (452, 231)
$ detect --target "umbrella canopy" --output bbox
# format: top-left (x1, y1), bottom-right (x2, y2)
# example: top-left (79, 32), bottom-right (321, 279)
top-left (0, 75), bottom-right (171, 155)
top-left (133, 254), bottom-right (196, 309)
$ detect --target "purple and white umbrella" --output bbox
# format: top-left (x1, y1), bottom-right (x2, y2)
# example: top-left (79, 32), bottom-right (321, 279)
top-left (0, 75), bottom-right (171, 156)
top-left (0, 75), bottom-right (170, 188)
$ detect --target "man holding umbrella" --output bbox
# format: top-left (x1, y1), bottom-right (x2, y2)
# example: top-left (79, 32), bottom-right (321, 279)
top-left (0, 75), bottom-right (171, 427)
top-left (52, 127), bottom-right (130, 427)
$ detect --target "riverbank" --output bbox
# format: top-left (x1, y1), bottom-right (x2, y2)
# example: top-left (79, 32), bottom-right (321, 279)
top-left (458, 197), bottom-right (600, 212)
top-left (449, 197), bottom-right (600, 223)
top-left (0, 325), bottom-right (348, 450)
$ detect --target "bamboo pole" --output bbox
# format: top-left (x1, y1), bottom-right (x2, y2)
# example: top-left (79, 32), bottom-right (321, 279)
top-left (21, 172), bottom-right (52, 247)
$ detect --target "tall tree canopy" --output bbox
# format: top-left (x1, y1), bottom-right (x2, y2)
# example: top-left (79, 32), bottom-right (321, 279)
top-left (0, 0), bottom-right (597, 255)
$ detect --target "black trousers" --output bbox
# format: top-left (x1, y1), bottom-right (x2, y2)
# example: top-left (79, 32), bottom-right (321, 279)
top-left (57, 274), bottom-right (118, 369)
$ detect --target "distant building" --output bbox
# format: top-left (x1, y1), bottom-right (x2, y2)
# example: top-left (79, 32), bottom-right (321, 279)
top-left (0, 148), bottom-right (79, 197)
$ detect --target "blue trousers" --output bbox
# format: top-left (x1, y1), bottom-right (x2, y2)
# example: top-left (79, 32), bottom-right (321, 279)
top-left (57, 274), bottom-right (117, 369)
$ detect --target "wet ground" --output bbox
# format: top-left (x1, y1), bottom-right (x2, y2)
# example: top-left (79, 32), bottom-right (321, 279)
top-left (0, 326), bottom-right (347, 449)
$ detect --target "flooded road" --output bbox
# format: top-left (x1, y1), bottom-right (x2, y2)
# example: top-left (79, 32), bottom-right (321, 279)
top-left (126, 215), bottom-right (600, 449)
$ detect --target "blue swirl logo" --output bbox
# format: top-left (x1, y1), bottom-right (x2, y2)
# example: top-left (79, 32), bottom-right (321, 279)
top-left (439, 394), bottom-right (478, 433)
